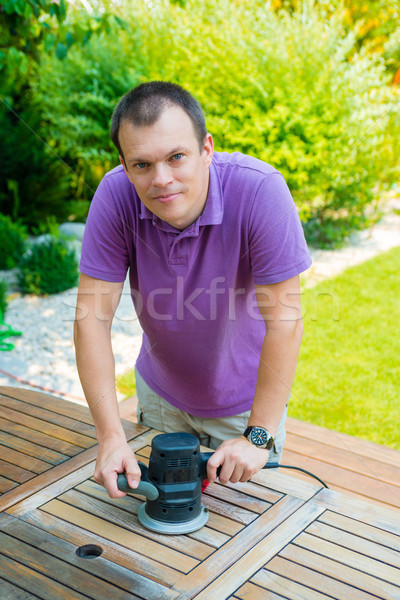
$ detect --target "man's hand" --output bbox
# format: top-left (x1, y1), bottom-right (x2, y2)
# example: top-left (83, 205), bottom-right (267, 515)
top-left (207, 437), bottom-right (269, 484)
top-left (94, 437), bottom-right (141, 498)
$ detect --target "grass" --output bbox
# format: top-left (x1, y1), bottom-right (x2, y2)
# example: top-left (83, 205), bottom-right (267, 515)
top-left (293, 246), bottom-right (400, 450)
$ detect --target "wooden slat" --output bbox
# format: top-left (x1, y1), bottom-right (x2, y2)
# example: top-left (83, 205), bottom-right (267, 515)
top-left (264, 556), bottom-right (380, 600)
top-left (0, 476), bottom-right (18, 494)
top-left (178, 499), bottom-right (323, 600)
top-left (0, 578), bottom-right (40, 600)
top-left (41, 499), bottom-right (199, 573)
top-left (318, 510), bottom-right (400, 552)
top-left (0, 429), bottom-right (69, 464)
top-left (282, 448), bottom-right (400, 509)
top-left (0, 552), bottom-right (93, 600)
top-left (0, 387), bottom-right (148, 443)
top-left (294, 531), bottom-right (400, 583)
top-left (58, 488), bottom-right (214, 560)
top-left (251, 468), bottom-right (321, 500)
top-left (217, 479), bottom-right (283, 504)
top-left (234, 581), bottom-right (287, 599)
top-left (306, 521), bottom-right (400, 568)
top-left (0, 459), bottom-right (35, 484)
top-left (280, 540), bottom-right (400, 599)
top-left (249, 567), bottom-right (335, 600)
top-left (2, 517), bottom-right (178, 600)
top-left (200, 507), bottom-right (244, 536)
top-left (0, 416), bottom-right (83, 457)
top-left (3, 429), bottom-right (156, 515)
top-left (0, 444), bottom-right (52, 474)
top-left (22, 508), bottom-right (182, 588)
top-left (1, 387), bottom-right (95, 425)
top-left (0, 404), bottom-right (94, 448)
top-left (1, 395), bottom-right (97, 439)
top-left (286, 417), bottom-right (400, 468)
top-left (201, 494), bottom-right (258, 526)
top-left (76, 479), bottom-right (229, 549)
top-left (311, 488), bottom-right (400, 536)
top-left (204, 482), bottom-right (273, 513)
top-left (0, 531), bottom-right (143, 600)
top-left (284, 417), bottom-right (400, 510)
top-left (285, 430), bottom-right (400, 486)
top-left (1, 447), bottom-right (97, 514)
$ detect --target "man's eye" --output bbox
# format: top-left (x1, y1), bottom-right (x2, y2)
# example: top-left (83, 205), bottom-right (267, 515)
top-left (172, 154), bottom-right (183, 160)
top-left (135, 163), bottom-right (148, 169)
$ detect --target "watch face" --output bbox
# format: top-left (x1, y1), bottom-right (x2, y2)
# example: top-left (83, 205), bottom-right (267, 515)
top-left (250, 427), bottom-right (270, 447)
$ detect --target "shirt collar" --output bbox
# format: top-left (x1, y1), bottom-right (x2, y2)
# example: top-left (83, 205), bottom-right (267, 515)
top-left (138, 156), bottom-right (224, 231)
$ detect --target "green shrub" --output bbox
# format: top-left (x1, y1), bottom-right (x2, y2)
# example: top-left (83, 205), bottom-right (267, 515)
top-left (0, 279), bottom-right (8, 318)
top-left (0, 100), bottom-right (73, 229)
top-left (29, 28), bottom-right (145, 208)
top-left (17, 235), bottom-right (79, 295)
top-left (0, 214), bottom-right (27, 269)
top-left (118, 0), bottom-right (400, 246)
top-left (2, 0), bottom-right (399, 245)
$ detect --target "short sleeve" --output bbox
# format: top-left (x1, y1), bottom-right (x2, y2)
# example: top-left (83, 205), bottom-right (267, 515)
top-left (79, 177), bottom-right (130, 282)
top-left (248, 172), bottom-right (312, 284)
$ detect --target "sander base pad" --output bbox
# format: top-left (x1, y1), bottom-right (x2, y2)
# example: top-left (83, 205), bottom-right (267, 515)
top-left (138, 504), bottom-right (209, 534)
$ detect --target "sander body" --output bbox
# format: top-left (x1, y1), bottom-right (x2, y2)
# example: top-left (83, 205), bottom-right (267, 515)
top-left (117, 432), bottom-right (215, 534)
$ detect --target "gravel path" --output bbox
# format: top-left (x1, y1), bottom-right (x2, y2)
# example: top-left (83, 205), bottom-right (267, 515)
top-left (1, 196), bottom-right (399, 403)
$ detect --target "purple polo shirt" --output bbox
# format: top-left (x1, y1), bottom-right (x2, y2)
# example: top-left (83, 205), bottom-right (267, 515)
top-left (80, 151), bottom-right (311, 417)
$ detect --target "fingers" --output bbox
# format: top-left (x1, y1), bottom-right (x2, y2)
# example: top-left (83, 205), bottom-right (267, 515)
top-left (207, 439), bottom-right (269, 485)
top-left (101, 469), bottom-right (126, 499)
top-left (94, 441), bottom-right (141, 499)
top-left (124, 458), bottom-right (142, 490)
top-left (207, 452), bottom-right (222, 483)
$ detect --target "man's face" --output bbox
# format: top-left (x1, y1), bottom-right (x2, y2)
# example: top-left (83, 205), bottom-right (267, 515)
top-left (119, 105), bottom-right (214, 231)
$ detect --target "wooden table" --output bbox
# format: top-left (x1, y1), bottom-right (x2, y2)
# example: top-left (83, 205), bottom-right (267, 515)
top-left (1, 387), bottom-right (400, 599)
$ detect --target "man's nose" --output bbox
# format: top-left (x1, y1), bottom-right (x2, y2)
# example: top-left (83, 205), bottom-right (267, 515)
top-left (152, 163), bottom-right (173, 187)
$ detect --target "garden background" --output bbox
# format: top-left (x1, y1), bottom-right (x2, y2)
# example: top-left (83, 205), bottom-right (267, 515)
top-left (0, 0), bottom-right (399, 448)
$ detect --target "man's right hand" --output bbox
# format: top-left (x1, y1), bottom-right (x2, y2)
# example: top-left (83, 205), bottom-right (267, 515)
top-left (94, 437), bottom-right (141, 498)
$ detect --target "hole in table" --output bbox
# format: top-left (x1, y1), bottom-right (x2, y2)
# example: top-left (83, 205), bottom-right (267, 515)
top-left (76, 544), bottom-right (103, 559)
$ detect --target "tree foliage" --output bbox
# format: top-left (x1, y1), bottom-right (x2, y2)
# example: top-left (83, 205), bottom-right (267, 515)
top-left (1, 0), bottom-right (399, 246)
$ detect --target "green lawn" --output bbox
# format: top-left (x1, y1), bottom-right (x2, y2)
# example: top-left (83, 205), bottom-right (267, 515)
top-left (292, 246), bottom-right (400, 449)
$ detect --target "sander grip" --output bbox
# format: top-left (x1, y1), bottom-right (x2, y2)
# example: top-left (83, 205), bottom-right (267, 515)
top-left (199, 452), bottom-right (222, 480)
top-left (117, 462), bottom-right (159, 500)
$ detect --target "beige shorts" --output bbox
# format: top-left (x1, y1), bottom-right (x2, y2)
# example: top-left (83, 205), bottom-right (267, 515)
top-left (135, 367), bottom-right (288, 464)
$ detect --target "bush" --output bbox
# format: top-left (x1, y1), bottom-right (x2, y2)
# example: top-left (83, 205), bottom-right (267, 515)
top-left (0, 99), bottom-right (73, 229)
top-left (0, 279), bottom-right (8, 317)
top-left (29, 27), bottom-right (145, 209)
top-left (2, 0), bottom-right (399, 245)
top-left (0, 214), bottom-right (27, 269)
top-left (117, 0), bottom-right (400, 246)
top-left (17, 235), bottom-right (79, 295)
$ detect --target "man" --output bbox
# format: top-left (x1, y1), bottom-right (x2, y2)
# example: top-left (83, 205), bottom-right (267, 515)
top-left (74, 81), bottom-right (311, 499)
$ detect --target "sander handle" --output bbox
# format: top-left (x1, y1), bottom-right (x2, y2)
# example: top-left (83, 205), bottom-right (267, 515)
top-left (199, 451), bottom-right (273, 480)
top-left (117, 462), bottom-right (159, 500)
top-left (199, 452), bottom-right (222, 480)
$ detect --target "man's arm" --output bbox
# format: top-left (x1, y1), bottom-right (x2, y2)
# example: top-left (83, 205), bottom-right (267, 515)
top-left (207, 274), bottom-right (303, 484)
top-left (74, 273), bottom-right (141, 498)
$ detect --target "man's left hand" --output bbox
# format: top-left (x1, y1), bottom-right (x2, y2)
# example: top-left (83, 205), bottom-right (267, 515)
top-left (207, 437), bottom-right (269, 484)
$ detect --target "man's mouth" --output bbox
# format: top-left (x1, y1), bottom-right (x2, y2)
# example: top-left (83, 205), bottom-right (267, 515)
top-left (154, 192), bottom-right (181, 204)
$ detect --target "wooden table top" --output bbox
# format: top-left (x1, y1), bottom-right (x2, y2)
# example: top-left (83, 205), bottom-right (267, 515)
top-left (1, 387), bottom-right (400, 599)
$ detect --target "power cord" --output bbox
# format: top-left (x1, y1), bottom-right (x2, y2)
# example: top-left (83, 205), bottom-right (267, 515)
top-left (266, 463), bottom-right (329, 488)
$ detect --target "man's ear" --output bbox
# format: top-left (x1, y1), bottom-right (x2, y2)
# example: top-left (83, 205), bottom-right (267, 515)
top-left (203, 133), bottom-right (214, 167)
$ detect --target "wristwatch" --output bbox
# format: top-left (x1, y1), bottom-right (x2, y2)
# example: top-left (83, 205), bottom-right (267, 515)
top-left (243, 426), bottom-right (274, 450)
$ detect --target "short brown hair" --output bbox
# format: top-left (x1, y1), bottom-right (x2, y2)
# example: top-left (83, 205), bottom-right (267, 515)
top-left (110, 81), bottom-right (207, 156)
